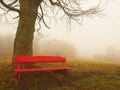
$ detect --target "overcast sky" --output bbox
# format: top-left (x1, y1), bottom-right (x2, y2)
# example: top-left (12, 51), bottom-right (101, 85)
top-left (0, 0), bottom-right (120, 58)
top-left (46, 0), bottom-right (120, 57)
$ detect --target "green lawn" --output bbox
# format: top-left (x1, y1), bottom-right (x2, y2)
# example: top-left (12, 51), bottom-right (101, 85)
top-left (0, 58), bottom-right (120, 90)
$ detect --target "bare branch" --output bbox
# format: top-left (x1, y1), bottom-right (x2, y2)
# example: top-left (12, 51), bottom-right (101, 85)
top-left (0, 0), bottom-right (20, 13)
top-left (8, 0), bottom-right (18, 6)
top-left (49, 0), bottom-right (102, 21)
top-left (39, 4), bottom-right (50, 29)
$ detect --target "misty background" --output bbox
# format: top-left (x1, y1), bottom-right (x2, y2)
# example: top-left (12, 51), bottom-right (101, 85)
top-left (0, 0), bottom-right (120, 62)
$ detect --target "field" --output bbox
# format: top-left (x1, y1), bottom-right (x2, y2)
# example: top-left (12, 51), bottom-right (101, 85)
top-left (0, 57), bottom-right (120, 90)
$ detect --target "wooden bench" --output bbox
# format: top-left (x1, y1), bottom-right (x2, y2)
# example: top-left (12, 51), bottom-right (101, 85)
top-left (14, 56), bottom-right (70, 79)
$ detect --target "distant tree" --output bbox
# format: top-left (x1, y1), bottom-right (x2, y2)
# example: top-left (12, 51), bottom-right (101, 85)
top-left (0, 0), bottom-right (103, 64)
top-left (34, 39), bottom-right (77, 58)
top-left (94, 47), bottom-right (120, 62)
top-left (0, 34), bottom-right (14, 57)
top-left (105, 47), bottom-right (120, 61)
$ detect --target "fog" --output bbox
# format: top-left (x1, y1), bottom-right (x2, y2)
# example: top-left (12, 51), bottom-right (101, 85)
top-left (0, 0), bottom-right (120, 62)
top-left (0, 34), bottom-right (14, 57)
top-left (33, 38), bottom-right (77, 58)
top-left (0, 33), bottom-right (77, 58)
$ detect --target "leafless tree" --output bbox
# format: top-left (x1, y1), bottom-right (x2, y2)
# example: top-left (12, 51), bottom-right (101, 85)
top-left (0, 0), bottom-right (103, 64)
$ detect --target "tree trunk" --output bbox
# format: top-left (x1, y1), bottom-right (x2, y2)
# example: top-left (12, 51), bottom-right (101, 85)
top-left (12, 0), bottom-right (41, 64)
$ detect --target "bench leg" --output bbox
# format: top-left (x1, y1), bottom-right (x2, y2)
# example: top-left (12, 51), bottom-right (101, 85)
top-left (17, 64), bottom-right (21, 80)
top-left (17, 72), bottom-right (21, 80)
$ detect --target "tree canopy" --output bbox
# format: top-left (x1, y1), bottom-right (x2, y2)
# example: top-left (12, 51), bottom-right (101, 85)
top-left (0, 0), bottom-right (102, 29)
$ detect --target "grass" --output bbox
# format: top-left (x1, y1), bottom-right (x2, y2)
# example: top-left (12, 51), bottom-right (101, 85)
top-left (0, 57), bottom-right (120, 90)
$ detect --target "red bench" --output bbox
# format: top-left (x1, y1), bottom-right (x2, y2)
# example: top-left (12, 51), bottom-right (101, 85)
top-left (14, 56), bottom-right (70, 79)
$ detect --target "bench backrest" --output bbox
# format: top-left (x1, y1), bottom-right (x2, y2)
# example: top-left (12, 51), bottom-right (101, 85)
top-left (15, 56), bottom-right (66, 64)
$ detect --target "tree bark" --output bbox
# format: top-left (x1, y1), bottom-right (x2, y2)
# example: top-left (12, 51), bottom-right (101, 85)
top-left (12, 0), bottom-right (41, 64)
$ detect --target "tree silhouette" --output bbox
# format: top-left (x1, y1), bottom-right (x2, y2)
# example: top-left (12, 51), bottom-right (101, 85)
top-left (0, 0), bottom-right (102, 64)
top-left (34, 39), bottom-right (77, 58)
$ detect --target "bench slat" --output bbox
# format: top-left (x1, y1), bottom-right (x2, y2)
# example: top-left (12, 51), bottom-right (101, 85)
top-left (15, 56), bottom-right (66, 64)
top-left (14, 67), bottom-right (70, 72)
